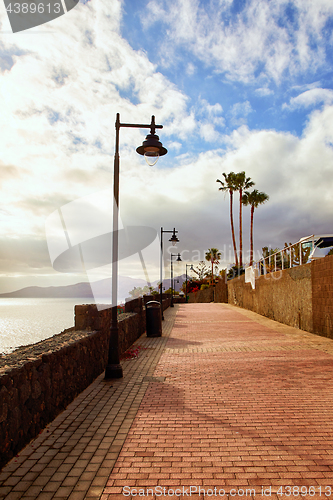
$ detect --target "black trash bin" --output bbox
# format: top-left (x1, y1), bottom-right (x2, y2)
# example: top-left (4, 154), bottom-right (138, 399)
top-left (146, 301), bottom-right (162, 337)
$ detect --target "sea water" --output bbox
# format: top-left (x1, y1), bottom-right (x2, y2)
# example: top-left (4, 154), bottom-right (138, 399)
top-left (0, 297), bottom-right (124, 354)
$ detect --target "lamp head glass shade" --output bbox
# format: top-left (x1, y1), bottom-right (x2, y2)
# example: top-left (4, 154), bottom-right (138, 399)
top-left (169, 228), bottom-right (179, 246)
top-left (169, 234), bottom-right (179, 246)
top-left (177, 254), bottom-right (182, 262)
top-left (136, 133), bottom-right (167, 166)
top-left (144, 151), bottom-right (159, 166)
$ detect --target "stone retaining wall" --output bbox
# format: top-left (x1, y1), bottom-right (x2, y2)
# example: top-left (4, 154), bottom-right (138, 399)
top-left (227, 254), bottom-right (333, 338)
top-left (184, 256), bottom-right (333, 339)
top-left (227, 265), bottom-right (313, 331)
top-left (312, 255), bottom-right (333, 338)
top-left (0, 296), bottom-right (171, 469)
top-left (214, 280), bottom-right (228, 303)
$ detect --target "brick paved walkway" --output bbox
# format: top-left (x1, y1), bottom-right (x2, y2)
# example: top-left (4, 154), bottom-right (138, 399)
top-left (2, 303), bottom-right (333, 500)
top-left (0, 308), bottom-right (177, 500)
top-left (104, 304), bottom-right (333, 500)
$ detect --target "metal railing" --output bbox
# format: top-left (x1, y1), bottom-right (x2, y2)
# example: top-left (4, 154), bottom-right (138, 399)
top-left (253, 235), bottom-right (315, 277)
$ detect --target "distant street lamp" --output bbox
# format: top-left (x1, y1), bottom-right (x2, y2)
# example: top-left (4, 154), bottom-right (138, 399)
top-left (105, 113), bottom-right (167, 380)
top-left (170, 253), bottom-right (182, 307)
top-left (185, 263), bottom-right (194, 303)
top-left (160, 228), bottom-right (179, 319)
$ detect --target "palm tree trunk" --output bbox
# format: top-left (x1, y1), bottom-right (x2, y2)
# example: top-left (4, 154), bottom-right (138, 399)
top-left (230, 191), bottom-right (238, 267)
top-left (239, 188), bottom-right (243, 267)
top-left (211, 260), bottom-right (214, 286)
top-left (250, 205), bottom-right (254, 266)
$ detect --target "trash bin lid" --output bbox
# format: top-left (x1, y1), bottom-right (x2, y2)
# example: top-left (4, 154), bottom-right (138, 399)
top-left (146, 301), bottom-right (161, 307)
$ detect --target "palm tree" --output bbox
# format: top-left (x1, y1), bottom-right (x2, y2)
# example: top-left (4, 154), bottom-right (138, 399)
top-left (242, 189), bottom-right (269, 266)
top-left (234, 172), bottom-right (255, 268)
top-left (205, 248), bottom-right (221, 285)
top-left (216, 172), bottom-right (239, 266)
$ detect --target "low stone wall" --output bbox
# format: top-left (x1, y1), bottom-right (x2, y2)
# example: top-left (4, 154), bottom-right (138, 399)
top-left (142, 294), bottom-right (172, 311)
top-left (0, 326), bottom-right (110, 470)
top-left (172, 297), bottom-right (186, 303)
top-left (74, 302), bottom-right (145, 356)
top-left (0, 296), bottom-right (171, 470)
top-left (227, 265), bottom-right (313, 332)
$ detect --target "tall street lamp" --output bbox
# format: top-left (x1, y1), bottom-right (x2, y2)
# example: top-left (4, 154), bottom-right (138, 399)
top-left (105, 113), bottom-right (167, 380)
top-left (185, 263), bottom-right (194, 303)
top-left (170, 253), bottom-right (182, 307)
top-left (160, 228), bottom-right (179, 320)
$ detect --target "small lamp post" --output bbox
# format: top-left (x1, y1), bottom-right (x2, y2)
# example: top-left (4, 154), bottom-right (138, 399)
top-left (185, 263), bottom-right (194, 303)
top-left (105, 114), bottom-right (167, 380)
top-left (170, 253), bottom-right (182, 307)
top-left (160, 228), bottom-right (179, 319)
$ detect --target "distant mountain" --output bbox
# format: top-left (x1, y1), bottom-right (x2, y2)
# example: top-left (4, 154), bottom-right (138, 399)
top-left (0, 275), bottom-right (187, 299)
top-left (0, 282), bottom-right (93, 299)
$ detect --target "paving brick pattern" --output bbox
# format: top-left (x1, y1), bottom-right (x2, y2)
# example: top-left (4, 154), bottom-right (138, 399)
top-left (104, 304), bottom-right (333, 500)
top-left (0, 307), bottom-right (177, 500)
top-left (2, 303), bottom-right (333, 500)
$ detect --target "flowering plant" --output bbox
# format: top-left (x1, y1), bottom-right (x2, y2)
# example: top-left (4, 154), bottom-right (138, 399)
top-left (121, 345), bottom-right (147, 360)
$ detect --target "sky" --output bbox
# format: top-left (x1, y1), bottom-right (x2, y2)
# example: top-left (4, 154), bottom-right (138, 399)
top-left (0, 0), bottom-right (333, 293)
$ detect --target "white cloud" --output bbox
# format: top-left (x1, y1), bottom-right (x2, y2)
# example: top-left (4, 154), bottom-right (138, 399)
top-left (200, 99), bottom-right (223, 118)
top-left (0, 1), bottom-right (193, 202)
top-left (142, 0), bottom-right (333, 84)
top-left (125, 103), bottom-right (333, 235)
top-left (116, 103), bottom-right (333, 269)
top-left (0, 0), bottom-right (198, 282)
top-left (230, 101), bottom-right (253, 126)
top-left (168, 141), bottom-right (182, 152)
top-left (283, 88), bottom-right (333, 110)
top-left (195, 98), bottom-right (225, 142)
top-left (216, 105), bottom-right (333, 253)
top-left (186, 62), bottom-right (196, 76)
top-left (255, 87), bottom-right (274, 97)
top-left (199, 122), bottom-right (221, 143)
top-left (1, 0), bottom-right (333, 288)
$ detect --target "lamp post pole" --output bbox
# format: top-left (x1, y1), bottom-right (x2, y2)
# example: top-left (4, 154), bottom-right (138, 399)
top-left (160, 228), bottom-right (179, 319)
top-left (185, 263), bottom-right (194, 303)
top-left (171, 256), bottom-right (174, 308)
top-left (170, 253), bottom-right (182, 308)
top-left (105, 113), bottom-right (167, 380)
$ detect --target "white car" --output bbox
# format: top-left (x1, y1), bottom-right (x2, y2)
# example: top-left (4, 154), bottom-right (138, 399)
top-left (298, 234), bottom-right (333, 260)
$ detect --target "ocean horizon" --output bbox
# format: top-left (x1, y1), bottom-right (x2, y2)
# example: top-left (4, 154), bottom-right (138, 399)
top-left (0, 297), bottom-right (126, 355)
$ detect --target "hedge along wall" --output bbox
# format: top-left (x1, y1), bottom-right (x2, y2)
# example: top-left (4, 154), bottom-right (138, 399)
top-left (0, 296), bottom-right (171, 470)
